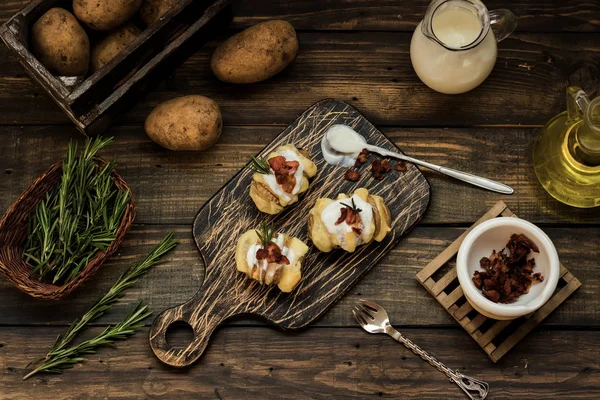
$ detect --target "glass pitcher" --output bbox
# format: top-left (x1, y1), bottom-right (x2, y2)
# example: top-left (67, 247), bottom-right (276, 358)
top-left (410, 0), bottom-right (517, 94)
top-left (533, 87), bottom-right (600, 208)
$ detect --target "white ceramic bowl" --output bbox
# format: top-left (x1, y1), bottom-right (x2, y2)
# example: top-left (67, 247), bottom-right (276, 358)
top-left (456, 217), bottom-right (559, 320)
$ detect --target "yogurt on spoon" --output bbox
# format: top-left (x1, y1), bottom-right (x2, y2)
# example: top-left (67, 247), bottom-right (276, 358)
top-left (320, 123), bottom-right (514, 194)
top-left (321, 124), bottom-right (366, 167)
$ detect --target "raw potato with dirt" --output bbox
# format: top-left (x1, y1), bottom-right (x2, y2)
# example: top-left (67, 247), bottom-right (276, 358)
top-left (211, 20), bottom-right (299, 84)
top-left (31, 8), bottom-right (90, 76)
top-left (74, 0), bottom-right (143, 31)
top-left (91, 23), bottom-right (141, 72)
top-left (144, 95), bottom-right (223, 151)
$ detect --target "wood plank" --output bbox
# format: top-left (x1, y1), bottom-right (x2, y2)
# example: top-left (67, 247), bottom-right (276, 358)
top-left (228, 0), bottom-right (600, 32)
top-left (3, 125), bottom-right (600, 225)
top-left (0, 225), bottom-right (596, 328)
top-left (1, 31), bottom-right (599, 126)
top-left (0, 326), bottom-right (599, 399)
top-left (1, 0), bottom-right (599, 32)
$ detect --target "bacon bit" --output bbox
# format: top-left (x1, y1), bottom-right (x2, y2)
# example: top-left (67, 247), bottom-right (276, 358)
top-left (371, 159), bottom-right (387, 180)
top-left (381, 160), bottom-right (392, 172)
top-left (471, 233), bottom-right (543, 304)
top-left (256, 242), bottom-right (290, 265)
top-left (354, 148), bottom-right (369, 167)
top-left (344, 169), bottom-right (361, 181)
top-left (335, 201), bottom-right (363, 237)
top-left (268, 156), bottom-right (299, 194)
top-left (256, 248), bottom-right (268, 260)
top-left (371, 159), bottom-right (392, 180)
top-left (345, 208), bottom-right (360, 225)
top-left (335, 207), bottom-right (348, 225)
top-left (395, 161), bottom-right (407, 172)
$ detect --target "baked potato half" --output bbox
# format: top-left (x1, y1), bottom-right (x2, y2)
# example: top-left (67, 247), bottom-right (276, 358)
top-left (308, 188), bottom-right (391, 253)
top-left (235, 228), bottom-right (309, 293)
top-left (249, 144), bottom-right (317, 215)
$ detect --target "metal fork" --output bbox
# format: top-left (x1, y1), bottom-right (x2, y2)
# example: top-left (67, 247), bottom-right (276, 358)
top-left (353, 300), bottom-right (489, 400)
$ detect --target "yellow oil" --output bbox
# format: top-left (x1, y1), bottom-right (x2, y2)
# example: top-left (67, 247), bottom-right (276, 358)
top-left (533, 111), bottom-right (600, 208)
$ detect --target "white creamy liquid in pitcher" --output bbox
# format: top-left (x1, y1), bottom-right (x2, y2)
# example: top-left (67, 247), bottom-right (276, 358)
top-left (410, 4), bottom-right (497, 94)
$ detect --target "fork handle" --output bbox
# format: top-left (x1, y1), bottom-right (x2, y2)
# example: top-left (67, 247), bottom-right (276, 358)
top-left (386, 327), bottom-right (489, 400)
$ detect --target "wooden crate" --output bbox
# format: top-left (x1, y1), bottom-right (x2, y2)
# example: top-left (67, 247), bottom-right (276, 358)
top-left (0, 0), bottom-right (231, 135)
top-left (416, 201), bottom-right (582, 362)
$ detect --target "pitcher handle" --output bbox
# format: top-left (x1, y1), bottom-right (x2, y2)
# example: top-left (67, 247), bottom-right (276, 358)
top-left (489, 9), bottom-right (517, 42)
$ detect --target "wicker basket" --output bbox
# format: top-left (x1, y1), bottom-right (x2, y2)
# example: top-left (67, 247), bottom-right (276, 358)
top-left (0, 159), bottom-right (135, 300)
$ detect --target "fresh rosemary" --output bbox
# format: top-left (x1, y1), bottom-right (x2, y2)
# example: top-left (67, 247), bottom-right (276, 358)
top-left (23, 233), bottom-right (179, 380)
top-left (23, 137), bottom-right (130, 284)
top-left (340, 198), bottom-right (362, 213)
top-left (256, 221), bottom-right (275, 246)
top-left (23, 302), bottom-right (151, 380)
top-left (246, 156), bottom-right (272, 175)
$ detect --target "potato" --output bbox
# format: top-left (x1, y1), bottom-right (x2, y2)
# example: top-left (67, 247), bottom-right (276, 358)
top-left (31, 8), bottom-right (90, 76)
top-left (91, 23), bottom-right (141, 72)
top-left (235, 230), bottom-right (308, 292)
top-left (308, 188), bottom-right (392, 253)
top-left (139, 0), bottom-right (178, 26)
top-left (144, 95), bottom-right (222, 151)
top-left (211, 20), bottom-right (298, 84)
top-left (249, 144), bottom-right (317, 215)
top-left (73, 0), bottom-right (143, 31)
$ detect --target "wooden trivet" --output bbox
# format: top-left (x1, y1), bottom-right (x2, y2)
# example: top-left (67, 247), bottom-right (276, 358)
top-left (416, 201), bottom-right (581, 363)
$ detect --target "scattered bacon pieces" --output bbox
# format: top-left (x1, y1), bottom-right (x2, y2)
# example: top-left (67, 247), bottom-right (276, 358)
top-left (471, 233), bottom-right (543, 304)
top-left (268, 156), bottom-right (299, 194)
top-left (354, 148), bottom-right (369, 167)
top-left (371, 159), bottom-right (392, 180)
top-left (395, 161), bottom-right (407, 172)
top-left (344, 169), bottom-right (361, 181)
top-left (345, 147), bottom-right (411, 181)
top-left (256, 242), bottom-right (290, 265)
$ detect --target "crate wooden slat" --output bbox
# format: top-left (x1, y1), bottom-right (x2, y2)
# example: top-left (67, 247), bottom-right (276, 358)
top-left (0, 0), bottom-right (231, 135)
top-left (416, 201), bottom-right (582, 363)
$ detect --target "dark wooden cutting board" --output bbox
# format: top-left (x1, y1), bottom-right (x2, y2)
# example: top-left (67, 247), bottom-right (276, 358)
top-left (149, 99), bottom-right (430, 367)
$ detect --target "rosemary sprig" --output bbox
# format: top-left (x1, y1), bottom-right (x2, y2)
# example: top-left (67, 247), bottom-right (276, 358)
top-left (246, 156), bottom-right (272, 175)
top-left (23, 302), bottom-right (151, 380)
top-left (340, 198), bottom-right (362, 213)
top-left (23, 137), bottom-right (130, 284)
top-left (256, 221), bottom-right (275, 247)
top-left (23, 233), bottom-right (179, 380)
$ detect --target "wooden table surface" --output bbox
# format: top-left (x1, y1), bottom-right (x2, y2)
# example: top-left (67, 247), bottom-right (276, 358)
top-left (1, 1), bottom-right (599, 399)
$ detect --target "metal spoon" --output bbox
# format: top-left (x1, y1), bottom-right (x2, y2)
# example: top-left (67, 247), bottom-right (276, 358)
top-left (326, 125), bottom-right (513, 195)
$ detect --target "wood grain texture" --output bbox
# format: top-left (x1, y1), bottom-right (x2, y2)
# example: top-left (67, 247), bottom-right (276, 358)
top-left (1, 0), bottom-right (599, 32)
top-left (149, 100), bottom-right (430, 367)
top-left (0, 225), bottom-right (597, 328)
top-left (1, 32), bottom-right (599, 126)
top-left (0, 1), bottom-right (598, 396)
top-left (3, 125), bottom-right (600, 225)
top-left (2, 326), bottom-right (600, 399)
top-left (227, 0), bottom-right (600, 32)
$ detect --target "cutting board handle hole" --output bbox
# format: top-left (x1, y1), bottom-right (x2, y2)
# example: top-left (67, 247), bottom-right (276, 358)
top-left (165, 321), bottom-right (195, 349)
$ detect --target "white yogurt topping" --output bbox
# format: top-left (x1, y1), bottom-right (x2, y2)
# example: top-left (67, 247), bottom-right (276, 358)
top-left (321, 125), bottom-right (366, 167)
top-left (246, 233), bottom-right (295, 275)
top-left (262, 149), bottom-right (305, 201)
top-left (320, 194), bottom-right (373, 245)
